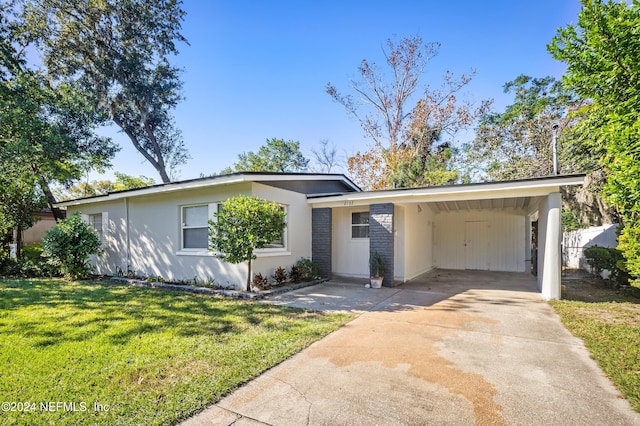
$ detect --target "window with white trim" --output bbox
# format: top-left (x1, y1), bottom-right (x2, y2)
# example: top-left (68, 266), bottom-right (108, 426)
top-left (351, 212), bottom-right (369, 238)
top-left (181, 204), bottom-right (216, 250)
top-left (181, 202), bottom-right (288, 253)
top-left (88, 213), bottom-right (104, 241)
top-left (263, 205), bottom-right (287, 249)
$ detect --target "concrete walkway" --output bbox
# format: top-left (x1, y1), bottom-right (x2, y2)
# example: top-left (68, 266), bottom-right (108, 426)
top-left (181, 270), bottom-right (640, 426)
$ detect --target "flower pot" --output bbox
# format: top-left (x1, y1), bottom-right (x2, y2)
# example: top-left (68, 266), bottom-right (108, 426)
top-left (370, 277), bottom-right (383, 289)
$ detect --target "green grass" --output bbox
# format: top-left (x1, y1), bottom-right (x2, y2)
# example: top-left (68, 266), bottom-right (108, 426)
top-left (0, 278), bottom-right (352, 425)
top-left (551, 276), bottom-right (640, 413)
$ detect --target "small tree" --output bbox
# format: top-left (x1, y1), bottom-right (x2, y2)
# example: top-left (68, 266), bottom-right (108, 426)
top-left (41, 212), bottom-right (101, 279)
top-left (209, 196), bottom-right (286, 291)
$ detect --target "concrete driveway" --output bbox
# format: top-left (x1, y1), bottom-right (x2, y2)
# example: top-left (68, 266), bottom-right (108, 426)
top-left (182, 270), bottom-right (639, 426)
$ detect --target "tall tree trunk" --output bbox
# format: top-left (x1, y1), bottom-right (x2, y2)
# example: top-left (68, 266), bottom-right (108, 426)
top-left (111, 114), bottom-right (171, 183)
top-left (38, 176), bottom-right (65, 222)
top-left (15, 224), bottom-right (22, 260)
top-left (246, 258), bottom-right (252, 292)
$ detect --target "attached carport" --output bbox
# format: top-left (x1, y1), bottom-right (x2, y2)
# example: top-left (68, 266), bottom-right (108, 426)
top-left (309, 174), bottom-right (585, 300)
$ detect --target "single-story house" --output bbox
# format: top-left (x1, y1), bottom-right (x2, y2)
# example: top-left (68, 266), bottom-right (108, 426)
top-left (56, 172), bottom-right (585, 299)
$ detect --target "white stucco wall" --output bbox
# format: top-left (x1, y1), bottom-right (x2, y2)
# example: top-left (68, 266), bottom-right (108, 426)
top-left (69, 200), bottom-right (127, 275)
top-left (434, 209), bottom-right (527, 272)
top-left (331, 206), bottom-right (369, 278)
top-left (395, 203), bottom-right (434, 281)
top-left (67, 181), bottom-right (312, 289)
top-left (563, 224), bottom-right (618, 270)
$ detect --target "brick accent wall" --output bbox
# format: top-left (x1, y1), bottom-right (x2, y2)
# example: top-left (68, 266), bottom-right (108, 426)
top-left (312, 208), bottom-right (332, 278)
top-left (370, 203), bottom-right (394, 286)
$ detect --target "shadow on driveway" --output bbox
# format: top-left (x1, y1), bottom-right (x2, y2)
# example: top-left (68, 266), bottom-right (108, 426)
top-left (183, 270), bottom-right (640, 426)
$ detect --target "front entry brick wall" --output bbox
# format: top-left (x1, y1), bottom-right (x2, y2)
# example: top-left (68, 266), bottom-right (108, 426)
top-left (311, 208), bottom-right (332, 279)
top-left (370, 203), bottom-right (394, 287)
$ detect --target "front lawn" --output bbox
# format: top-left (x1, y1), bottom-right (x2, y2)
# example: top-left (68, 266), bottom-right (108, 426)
top-left (0, 278), bottom-right (352, 425)
top-left (551, 274), bottom-right (640, 413)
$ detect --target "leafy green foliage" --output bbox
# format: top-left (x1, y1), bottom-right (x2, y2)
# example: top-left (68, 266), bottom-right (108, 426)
top-left (561, 209), bottom-right (581, 232)
top-left (41, 213), bottom-right (101, 279)
top-left (20, 0), bottom-right (189, 183)
top-left (209, 196), bottom-right (286, 291)
top-left (289, 265), bottom-right (303, 283)
top-left (0, 167), bottom-right (46, 257)
top-left (549, 0), bottom-right (640, 278)
top-left (389, 144), bottom-right (459, 188)
top-left (369, 252), bottom-right (386, 277)
top-left (294, 257), bottom-right (320, 281)
top-left (223, 138), bottom-right (309, 173)
top-left (466, 75), bottom-right (586, 180)
top-left (1, 4), bottom-right (117, 219)
top-left (57, 172), bottom-right (155, 201)
top-left (273, 266), bottom-right (288, 284)
top-left (583, 245), bottom-right (630, 287)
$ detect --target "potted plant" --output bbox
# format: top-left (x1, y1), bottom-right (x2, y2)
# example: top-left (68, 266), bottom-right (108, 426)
top-left (369, 252), bottom-right (385, 289)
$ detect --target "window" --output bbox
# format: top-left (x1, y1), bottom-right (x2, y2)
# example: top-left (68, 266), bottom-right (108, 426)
top-left (88, 213), bottom-right (103, 241)
top-left (352, 212), bottom-right (369, 238)
top-left (263, 206), bottom-right (287, 249)
top-left (182, 205), bottom-right (211, 249)
top-left (180, 202), bottom-right (288, 254)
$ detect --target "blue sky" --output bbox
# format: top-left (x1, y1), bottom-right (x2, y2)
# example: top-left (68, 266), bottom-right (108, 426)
top-left (96, 0), bottom-right (583, 182)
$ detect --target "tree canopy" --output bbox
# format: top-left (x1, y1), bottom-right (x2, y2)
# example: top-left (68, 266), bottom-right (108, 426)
top-left (549, 0), bottom-right (640, 277)
top-left (56, 172), bottom-right (156, 201)
top-left (467, 75), bottom-right (586, 181)
top-left (1, 4), bottom-right (117, 223)
top-left (222, 138), bottom-right (309, 173)
top-left (327, 35), bottom-right (489, 189)
top-left (20, 0), bottom-right (189, 183)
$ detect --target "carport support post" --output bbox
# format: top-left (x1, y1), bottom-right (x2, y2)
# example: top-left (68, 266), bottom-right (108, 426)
top-left (370, 203), bottom-right (394, 287)
top-left (538, 192), bottom-right (562, 300)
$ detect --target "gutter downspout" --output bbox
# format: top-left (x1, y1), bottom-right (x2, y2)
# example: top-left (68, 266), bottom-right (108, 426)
top-left (125, 197), bottom-right (131, 270)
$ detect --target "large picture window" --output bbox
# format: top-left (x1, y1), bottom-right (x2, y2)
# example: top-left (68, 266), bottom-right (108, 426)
top-left (351, 212), bottom-right (369, 238)
top-left (182, 205), bottom-right (210, 249)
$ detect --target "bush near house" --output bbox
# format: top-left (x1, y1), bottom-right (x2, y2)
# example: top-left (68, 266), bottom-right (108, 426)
top-left (583, 245), bottom-right (630, 287)
top-left (41, 212), bottom-right (101, 280)
top-left (0, 243), bottom-right (59, 278)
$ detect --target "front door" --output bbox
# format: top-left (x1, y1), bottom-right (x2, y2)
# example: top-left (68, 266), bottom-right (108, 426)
top-left (465, 221), bottom-right (490, 270)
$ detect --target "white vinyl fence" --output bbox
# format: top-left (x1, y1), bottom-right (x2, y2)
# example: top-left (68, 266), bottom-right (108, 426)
top-left (563, 224), bottom-right (618, 271)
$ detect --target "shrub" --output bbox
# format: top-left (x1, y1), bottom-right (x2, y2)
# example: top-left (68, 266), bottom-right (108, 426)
top-left (42, 212), bottom-right (101, 280)
top-left (273, 266), bottom-right (288, 284)
top-left (0, 243), bottom-right (59, 278)
top-left (295, 257), bottom-right (320, 281)
top-left (584, 245), bottom-right (630, 287)
top-left (147, 275), bottom-right (165, 283)
top-left (289, 265), bottom-right (303, 283)
top-left (251, 273), bottom-right (269, 290)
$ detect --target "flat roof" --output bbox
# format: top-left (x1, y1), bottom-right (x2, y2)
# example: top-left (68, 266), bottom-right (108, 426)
top-left (307, 174), bottom-right (586, 207)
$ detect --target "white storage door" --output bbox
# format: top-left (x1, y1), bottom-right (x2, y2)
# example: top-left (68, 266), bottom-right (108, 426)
top-left (464, 221), bottom-right (490, 270)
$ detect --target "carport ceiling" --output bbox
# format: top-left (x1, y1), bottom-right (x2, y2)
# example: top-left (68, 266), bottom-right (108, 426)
top-left (430, 197), bottom-right (531, 213)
